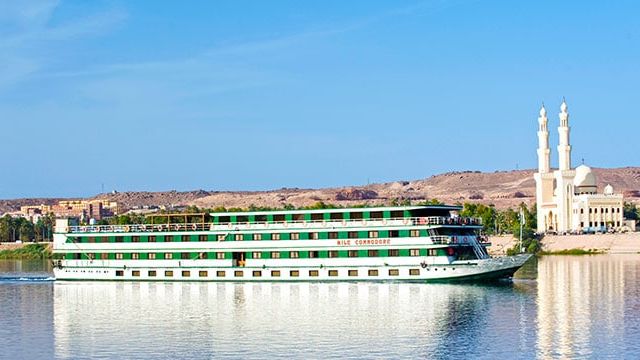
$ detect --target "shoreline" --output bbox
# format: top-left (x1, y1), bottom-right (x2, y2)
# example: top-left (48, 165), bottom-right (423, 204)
top-left (0, 243), bottom-right (52, 260)
top-left (488, 232), bottom-right (640, 255)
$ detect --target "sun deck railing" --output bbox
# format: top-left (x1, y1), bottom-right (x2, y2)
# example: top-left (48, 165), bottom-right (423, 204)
top-left (67, 216), bottom-right (482, 234)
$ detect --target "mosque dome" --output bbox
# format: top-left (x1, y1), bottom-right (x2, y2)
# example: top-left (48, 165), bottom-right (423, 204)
top-left (573, 164), bottom-right (597, 194)
top-left (604, 184), bottom-right (614, 195)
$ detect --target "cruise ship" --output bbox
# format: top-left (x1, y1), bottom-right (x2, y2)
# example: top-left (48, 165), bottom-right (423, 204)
top-left (52, 205), bottom-right (531, 281)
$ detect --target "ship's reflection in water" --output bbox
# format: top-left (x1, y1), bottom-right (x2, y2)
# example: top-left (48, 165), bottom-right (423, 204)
top-left (51, 256), bottom-right (640, 359)
top-left (536, 255), bottom-right (640, 359)
top-left (53, 280), bottom-right (535, 359)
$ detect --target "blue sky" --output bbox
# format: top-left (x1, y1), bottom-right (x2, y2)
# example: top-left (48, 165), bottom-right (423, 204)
top-left (0, 0), bottom-right (638, 199)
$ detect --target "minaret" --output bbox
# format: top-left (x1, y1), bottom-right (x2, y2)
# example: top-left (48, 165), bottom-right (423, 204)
top-left (537, 104), bottom-right (550, 173)
top-left (554, 98), bottom-right (575, 232)
top-left (534, 104), bottom-right (555, 233)
top-left (557, 98), bottom-right (571, 170)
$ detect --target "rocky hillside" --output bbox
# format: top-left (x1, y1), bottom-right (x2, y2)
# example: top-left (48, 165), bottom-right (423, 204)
top-left (1, 167), bottom-right (639, 214)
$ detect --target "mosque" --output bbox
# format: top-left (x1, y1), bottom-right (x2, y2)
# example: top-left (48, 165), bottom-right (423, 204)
top-left (534, 99), bottom-right (624, 234)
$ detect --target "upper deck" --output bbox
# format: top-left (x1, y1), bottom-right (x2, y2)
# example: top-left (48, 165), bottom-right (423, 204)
top-left (57, 205), bottom-right (482, 235)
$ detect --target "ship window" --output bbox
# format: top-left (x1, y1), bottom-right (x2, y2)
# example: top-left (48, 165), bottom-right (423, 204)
top-left (234, 234), bottom-right (243, 241)
top-left (271, 270), bottom-right (281, 277)
top-left (410, 230), bottom-right (420, 237)
top-left (290, 270), bottom-right (299, 277)
top-left (309, 251), bottom-right (319, 258)
top-left (236, 216), bottom-right (248, 224)
top-left (148, 270), bottom-right (157, 277)
top-left (368, 231), bottom-right (378, 238)
top-left (148, 253), bottom-right (157, 260)
top-left (410, 249), bottom-right (420, 256)
top-left (348, 250), bottom-right (358, 257)
top-left (116, 270), bottom-right (124, 277)
top-left (329, 270), bottom-right (338, 277)
top-left (198, 252), bottom-right (208, 259)
top-left (181, 253), bottom-right (190, 260)
top-left (234, 271), bottom-right (243, 277)
top-left (348, 270), bottom-right (358, 277)
top-left (369, 211), bottom-right (383, 219)
top-left (217, 234), bottom-right (226, 241)
top-left (218, 216), bottom-right (230, 224)
top-left (391, 211), bottom-right (404, 218)
top-left (253, 270), bottom-right (262, 277)
top-left (115, 253), bottom-right (124, 260)
top-left (428, 249), bottom-right (437, 256)
top-left (309, 270), bottom-right (319, 277)
top-left (165, 271), bottom-right (173, 277)
top-left (389, 230), bottom-right (399, 237)
top-left (199, 235), bottom-right (207, 241)
top-left (199, 271), bottom-right (208, 277)
top-left (252, 252), bottom-right (262, 259)
top-left (388, 269), bottom-right (399, 276)
top-left (409, 269), bottom-right (420, 276)
top-left (253, 233), bottom-right (261, 240)
top-left (309, 232), bottom-right (319, 240)
top-left (164, 253), bottom-right (173, 260)
top-left (311, 213), bottom-right (323, 221)
top-left (164, 235), bottom-right (173, 242)
top-left (330, 213), bottom-right (343, 220)
top-left (131, 253), bottom-right (140, 260)
top-left (87, 237), bottom-right (95, 243)
top-left (273, 214), bottom-right (285, 222)
top-left (328, 251), bottom-right (338, 258)
top-left (182, 270), bottom-right (191, 277)
top-left (368, 250), bottom-right (379, 257)
top-left (115, 237), bottom-right (124, 243)
top-left (272, 233), bottom-right (281, 240)
top-left (388, 249), bottom-right (399, 257)
top-left (290, 232), bottom-right (300, 240)
top-left (350, 212), bottom-right (363, 220)
top-left (101, 253), bottom-right (108, 260)
top-left (328, 232), bottom-right (338, 239)
top-left (271, 252), bottom-right (281, 259)
top-left (348, 231), bottom-right (358, 239)
top-left (132, 236), bottom-right (140, 242)
top-left (216, 271), bottom-right (225, 277)
top-left (132, 270), bottom-right (140, 277)
top-left (216, 252), bottom-right (225, 259)
top-left (368, 269), bottom-right (378, 276)
top-left (254, 215), bottom-right (267, 223)
top-left (149, 236), bottom-right (156, 242)
top-left (292, 214), bottom-right (304, 221)
top-left (290, 251), bottom-right (300, 259)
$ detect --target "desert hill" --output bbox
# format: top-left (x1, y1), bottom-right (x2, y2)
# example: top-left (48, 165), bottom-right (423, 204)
top-left (1, 167), bottom-right (639, 214)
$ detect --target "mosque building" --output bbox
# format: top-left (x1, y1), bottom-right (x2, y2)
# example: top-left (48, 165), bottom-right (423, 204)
top-left (534, 99), bottom-right (624, 233)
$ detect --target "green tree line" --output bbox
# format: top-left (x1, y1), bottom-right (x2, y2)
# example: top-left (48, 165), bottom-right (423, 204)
top-left (0, 214), bottom-right (55, 242)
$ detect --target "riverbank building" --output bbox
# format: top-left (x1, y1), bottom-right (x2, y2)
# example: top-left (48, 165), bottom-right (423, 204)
top-left (534, 100), bottom-right (624, 234)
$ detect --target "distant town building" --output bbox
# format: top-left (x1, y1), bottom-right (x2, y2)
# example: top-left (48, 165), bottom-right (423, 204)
top-left (12, 200), bottom-right (120, 223)
top-left (534, 100), bottom-right (624, 233)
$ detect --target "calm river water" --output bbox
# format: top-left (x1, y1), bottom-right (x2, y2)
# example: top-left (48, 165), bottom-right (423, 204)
top-left (1, 255), bottom-right (639, 359)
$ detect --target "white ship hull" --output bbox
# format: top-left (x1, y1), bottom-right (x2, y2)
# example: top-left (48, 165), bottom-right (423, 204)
top-left (53, 254), bottom-right (531, 282)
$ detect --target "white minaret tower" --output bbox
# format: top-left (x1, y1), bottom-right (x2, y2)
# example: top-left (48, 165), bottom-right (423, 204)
top-left (557, 98), bottom-right (571, 171)
top-left (554, 98), bottom-right (575, 232)
top-left (534, 104), bottom-right (555, 232)
top-left (537, 104), bottom-right (550, 173)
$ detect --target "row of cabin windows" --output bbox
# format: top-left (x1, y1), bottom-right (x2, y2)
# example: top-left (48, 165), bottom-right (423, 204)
top-left (213, 210), bottom-right (408, 225)
top-left (75, 230), bottom-right (424, 243)
top-left (115, 268), bottom-right (427, 278)
top-left (67, 248), bottom-right (441, 260)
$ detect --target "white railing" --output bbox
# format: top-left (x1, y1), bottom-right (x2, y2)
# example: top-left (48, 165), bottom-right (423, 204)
top-left (67, 216), bottom-right (482, 234)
